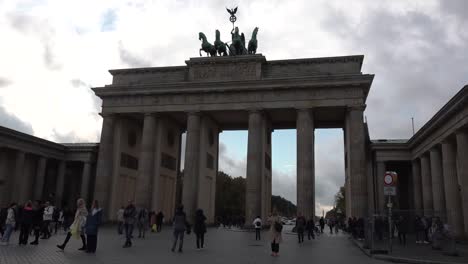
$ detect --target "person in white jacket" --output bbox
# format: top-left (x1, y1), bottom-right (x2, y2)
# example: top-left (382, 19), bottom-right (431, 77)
top-left (0, 203), bottom-right (17, 245)
top-left (253, 216), bottom-right (262, 241)
top-left (41, 201), bottom-right (54, 239)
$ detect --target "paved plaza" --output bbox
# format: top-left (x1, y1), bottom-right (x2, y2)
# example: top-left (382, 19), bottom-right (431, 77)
top-left (0, 226), bottom-right (386, 264)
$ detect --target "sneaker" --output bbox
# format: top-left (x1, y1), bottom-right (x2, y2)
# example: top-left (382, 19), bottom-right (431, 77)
top-left (423, 241), bottom-right (429, 244)
top-left (56, 245), bottom-right (65, 250)
top-left (30, 241), bottom-right (38, 245)
top-left (178, 248), bottom-right (183, 253)
top-left (78, 247), bottom-right (87, 251)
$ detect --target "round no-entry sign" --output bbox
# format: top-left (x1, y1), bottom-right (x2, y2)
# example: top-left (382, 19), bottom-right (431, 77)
top-left (384, 171), bottom-right (397, 186)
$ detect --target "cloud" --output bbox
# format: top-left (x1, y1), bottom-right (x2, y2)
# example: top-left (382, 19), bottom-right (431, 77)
top-left (0, 77), bottom-right (11, 88)
top-left (0, 104), bottom-right (34, 135)
top-left (51, 128), bottom-right (81, 143)
top-left (118, 41), bottom-right (151, 67)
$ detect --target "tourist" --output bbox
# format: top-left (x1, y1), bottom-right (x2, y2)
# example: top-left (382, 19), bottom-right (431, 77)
top-left (85, 200), bottom-right (102, 253)
top-left (30, 200), bottom-right (43, 245)
top-left (56, 198), bottom-right (88, 251)
top-left (396, 215), bottom-right (408, 245)
top-left (414, 216), bottom-right (425, 244)
top-left (422, 216), bottom-right (431, 243)
top-left (253, 216), bottom-right (262, 240)
top-left (296, 213), bottom-right (306, 243)
top-left (149, 211), bottom-right (156, 232)
top-left (116, 206), bottom-right (124, 235)
top-left (19, 201), bottom-right (34, 245)
top-left (156, 211), bottom-right (164, 232)
top-left (52, 207), bottom-right (61, 234)
top-left (268, 211), bottom-right (282, 257)
top-left (1, 203), bottom-right (17, 245)
top-left (123, 200), bottom-right (137, 248)
top-left (306, 218), bottom-right (315, 240)
top-left (137, 207), bottom-right (149, 239)
top-left (171, 205), bottom-right (188, 253)
top-left (0, 205), bottom-right (7, 237)
top-left (328, 218), bottom-right (335, 234)
top-left (194, 209), bottom-right (207, 250)
top-left (41, 201), bottom-right (54, 239)
top-left (319, 217), bottom-right (325, 233)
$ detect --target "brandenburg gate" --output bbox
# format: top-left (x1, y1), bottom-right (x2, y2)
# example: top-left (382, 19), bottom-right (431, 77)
top-left (92, 54), bottom-right (374, 223)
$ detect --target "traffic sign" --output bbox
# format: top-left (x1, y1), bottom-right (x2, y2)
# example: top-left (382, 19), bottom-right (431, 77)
top-left (384, 171), bottom-right (398, 186)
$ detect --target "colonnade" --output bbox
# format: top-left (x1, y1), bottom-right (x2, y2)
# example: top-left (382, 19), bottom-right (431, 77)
top-left (95, 105), bottom-right (368, 224)
top-left (0, 147), bottom-right (93, 207)
top-left (410, 131), bottom-right (468, 238)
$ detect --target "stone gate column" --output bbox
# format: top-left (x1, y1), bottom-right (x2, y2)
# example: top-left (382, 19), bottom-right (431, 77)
top-left (430, 147), bottom-right (446, 217)
top-left (376, 161), bottom-right (386, 213)
top-left (13, 150), bottom-right (25, 203)
top-left (346, 106), bottom-right (367, 218)
top-left (80, 162), bottom-right (92, 202)
top-left (455, 131), bottom-right (468, 237)
top-left (420, 154), bottom-right (433, 216)
top-left (411, 158), bottom-right (423, 214)
top-left (296, 108), bottom-right (315, 220)
top-left (34, 156), bottom-right (47, 200)
top-left (135, 113), bottom-right (157, 209)
top-left (441, 140), bottom-right (464, 238)
top-left (246, 110), bottom-right (263, 224)
top-left (94, 114), bottom-right (115, 219)
top-left (182, 112), bottom-right (201, 221)
top-left (55, 160), bottom-right (66, 206)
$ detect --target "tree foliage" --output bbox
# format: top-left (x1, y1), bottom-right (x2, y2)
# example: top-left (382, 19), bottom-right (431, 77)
top-left (214, 171), bottom-right (296, 218)
top-left (334, 186), bottom-right (346, 215)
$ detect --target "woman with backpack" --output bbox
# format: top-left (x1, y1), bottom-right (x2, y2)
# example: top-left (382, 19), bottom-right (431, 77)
top-left (0, 203), bottom-right (16, 245)
top-left (137, 207), bottom-right (149, 239)
top-left (268, 211), bottom-right (282, 257)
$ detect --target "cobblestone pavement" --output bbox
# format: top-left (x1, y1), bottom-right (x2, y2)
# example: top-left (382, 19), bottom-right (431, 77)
top-left (1, 226), bottom-right (386, 264)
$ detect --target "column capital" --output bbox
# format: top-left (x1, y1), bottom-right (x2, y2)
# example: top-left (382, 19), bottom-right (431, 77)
top-left (295, 108), bottom-right (314, 114)
top-left (99, 112), bottom-right (114, 118)
top-left (143, 112), bottom-right (157, 117)
top-left (185, 111), bottom-right (201, 116)
top-left (247, 108), bottom-right (263, 114)
top-left (347, 105), bottom-right (366, 112)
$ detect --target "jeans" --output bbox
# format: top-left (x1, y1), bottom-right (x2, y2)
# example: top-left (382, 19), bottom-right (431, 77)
top-left (255, 228), bottom-right (261, 240)
top-left (307, 229), bottom-right (315, 240)
top-left (271, 240), bottom-right (279, 253)
top-left (196, 232), bottom-right (204, 248)
top-left (172, 229), bottom-right (184, 251)
top-left (125, 224), bottom-right (134, 245)
top-left (398, 232), bottom-right (406, 245)
top-left (1, 224), bottom-right (14, 243)
top-left (297, 229), bottom-right (304, 243)
top-left (19, 223), bottom-right (31, 245)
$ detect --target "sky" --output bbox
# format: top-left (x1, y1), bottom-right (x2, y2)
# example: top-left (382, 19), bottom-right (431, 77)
top-left (0, 0), bottom-right (467, 214)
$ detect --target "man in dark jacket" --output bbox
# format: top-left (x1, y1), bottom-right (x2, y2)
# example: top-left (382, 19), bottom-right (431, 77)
top-left (30, 200), bottom-right (43, 245)
top-left (85, 200), bottom-right (102, 253)
top-left (296, 214), bottom-right (306, 243)
top-left (19, 201), bottom-right (34, 245)
top-left (156, 211), bottom-right (164, 232)
top-left (171, 205), bottom-right (188, 253)
top-left (194, 209), bottom-right (207, 249)
top-left (396, 215), bottom-right (408, 245)
top-left (123, 200), bottom-right (136, 248)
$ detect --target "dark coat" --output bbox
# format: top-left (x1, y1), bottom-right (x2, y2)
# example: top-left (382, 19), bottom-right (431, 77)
top-left (85, 209), bottom-right (103, 235)
top-left (194, 212), bottom-right (207, 234)
top-left (20, 207), bottom-right (34, 225)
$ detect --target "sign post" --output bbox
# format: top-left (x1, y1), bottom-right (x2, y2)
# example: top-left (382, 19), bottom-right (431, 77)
top-left (384, 171), bottom-right (398, 253)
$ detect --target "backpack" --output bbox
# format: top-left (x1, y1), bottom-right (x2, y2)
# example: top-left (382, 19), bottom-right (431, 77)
top-left (255, 221), bottom-right (261, 227)
top-left (274, 221), bottom-right (283, 232)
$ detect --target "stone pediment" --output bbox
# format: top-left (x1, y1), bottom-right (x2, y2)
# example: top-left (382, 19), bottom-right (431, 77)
top-left (108, 55), bottom-right (365, 85)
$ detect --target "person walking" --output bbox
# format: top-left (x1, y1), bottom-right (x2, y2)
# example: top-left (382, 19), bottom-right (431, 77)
top-left (396, 215), bottom-right (408, 245)
top-left (56, 198), bottom-right (88, 251)
top-left (123, 200), bottom-right (137, 248)
top-left (1, 203), bottom-right (17, 245)
top-left (85, 200), bottom-right (102, 253)
top-left (414, 216), bottom-right (425, 244)
top-left (194, 209), bottom-right (207, 250)
top-left (171, 205), bottom-right (188, 253)
top-left (41, 201), bottom-right (54, 239)
top-left (137, 207), bottom-right (149, 239)
top-left (116, 206), bottom-right (124, 235)
top-left (306, 218), bottom-right (315, 240)
top-left (269, 211), bottom-right (283, 257)
top-left (19, 201), bottom-right (34, 245)
top-left (328, 218), bottom-right (335, 234)
top-left (30, 200), bottom-right (43, 245)
top-left (253, 216), bottom-right (262, 240)
top-left (319, 217), bottom-right (325, 233)
top-left (156, 211), bottom-right (164, 232)
top-left (296, 213), bottom-right (306, 243)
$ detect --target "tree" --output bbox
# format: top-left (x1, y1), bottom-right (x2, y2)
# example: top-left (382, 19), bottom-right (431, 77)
top-left (334, 186), bottom-right (346, 215)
